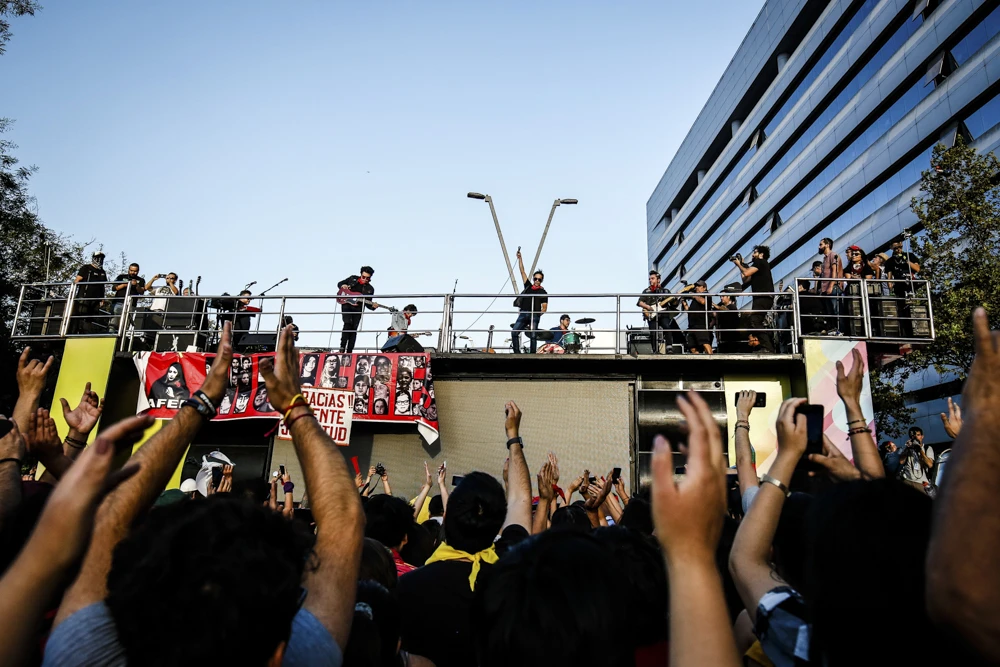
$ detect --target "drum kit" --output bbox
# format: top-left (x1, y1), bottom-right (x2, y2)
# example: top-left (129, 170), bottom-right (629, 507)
top-left (537, 317), bottom-right (596, 354)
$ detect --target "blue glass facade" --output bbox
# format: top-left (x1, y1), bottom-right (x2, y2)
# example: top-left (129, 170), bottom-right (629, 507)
top-left (647, 0), bottom-right (1000, 296)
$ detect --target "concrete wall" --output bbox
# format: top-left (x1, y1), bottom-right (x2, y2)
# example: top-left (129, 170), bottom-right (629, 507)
top-left (273, 378), bottom-right (634, 502)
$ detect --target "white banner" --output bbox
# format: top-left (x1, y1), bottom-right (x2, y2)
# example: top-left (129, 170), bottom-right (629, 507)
top-left (277, 386), bottom-right (354, 446)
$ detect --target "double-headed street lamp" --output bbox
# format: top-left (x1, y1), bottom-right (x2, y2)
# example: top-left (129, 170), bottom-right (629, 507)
top-left (467, 192), bottom-right (577, 294)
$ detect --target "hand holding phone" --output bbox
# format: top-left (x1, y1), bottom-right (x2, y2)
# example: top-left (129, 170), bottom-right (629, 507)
top-left (611, 467), bottom-right (621, 483)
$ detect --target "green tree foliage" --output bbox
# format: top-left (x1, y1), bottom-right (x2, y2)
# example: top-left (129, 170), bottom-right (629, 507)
top-left (0, 1), bottom-right (40, 55)
top-left (872, 140), bottom-right (1000, 439)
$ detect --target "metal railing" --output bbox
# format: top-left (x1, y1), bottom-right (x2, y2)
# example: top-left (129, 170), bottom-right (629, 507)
top-left (10, 280), bottom-right (935, 354)
top-left (793, 278), bottom-right (934, 341)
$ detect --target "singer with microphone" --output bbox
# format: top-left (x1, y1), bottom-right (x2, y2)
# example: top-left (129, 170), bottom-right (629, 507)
top-left (234, 289), bottom-right (261, 335)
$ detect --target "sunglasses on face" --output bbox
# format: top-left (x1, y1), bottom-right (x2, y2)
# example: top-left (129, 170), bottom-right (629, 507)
top-left (533, 277), bottom-right (542, 282)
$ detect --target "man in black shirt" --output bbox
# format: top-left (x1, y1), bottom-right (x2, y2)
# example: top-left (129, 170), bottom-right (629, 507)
top-left (511, 250), bottom-right (547, 353)
top-left (337, 265), bottom-right (382, 353)
top-left (111, 262), bottom-right (145, 331)
top-left (732, 245), bottom-right (774, 352)
top-left (73, 251), bottom-right (109, 333)
top-left (682, 280), bottom-right (713, 354)
top-left (637, 270), bottom-right (682, 353)
top-left (886, 240), bottom-right (922, 338)
top-left (713, 284), bottom-right (743, 353)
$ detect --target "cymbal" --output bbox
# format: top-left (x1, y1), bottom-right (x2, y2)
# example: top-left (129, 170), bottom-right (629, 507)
top-left (575, 317), bottom-right (596, 324)
top-left (581, 334), bottom-right (595, 340)
top-left (535, 330), bottom-right (555, 341)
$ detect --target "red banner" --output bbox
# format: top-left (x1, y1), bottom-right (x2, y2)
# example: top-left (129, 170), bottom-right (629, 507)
top-left (134, 351), bottom-right (439, 441)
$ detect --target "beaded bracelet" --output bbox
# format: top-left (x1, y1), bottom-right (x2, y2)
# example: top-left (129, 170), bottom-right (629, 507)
top-left (847, 426), bottom-right (870, 438)
top-left (735, 423), bottom-right (750, 432)
top-left (847, 418), bottom-right (867, 426)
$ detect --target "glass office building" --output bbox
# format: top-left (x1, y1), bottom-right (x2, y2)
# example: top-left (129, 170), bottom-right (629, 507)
top-left (646, 0), bottom-right (1000, 442)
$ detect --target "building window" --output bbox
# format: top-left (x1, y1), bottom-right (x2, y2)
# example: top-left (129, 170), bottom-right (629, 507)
top-left (924, 50), bottom-right (957, 87)
top-left (750, 128), bottom-right (766, 149)
top-left (912, 0), bottom-right (937, 21)
top-left (938, 121), bottom-right (972, 149)
top-left (680, 264), bottom-right (687, 279)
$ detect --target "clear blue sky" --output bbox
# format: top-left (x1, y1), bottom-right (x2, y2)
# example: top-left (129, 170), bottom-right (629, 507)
top-left (4, 0), bottom-right (764, 301)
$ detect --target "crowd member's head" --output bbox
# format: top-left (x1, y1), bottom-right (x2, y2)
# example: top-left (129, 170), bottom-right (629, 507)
top-left (127, 263), bottom-right (140, 277)
top-left (105, 495), bottom-right (314, 666)
top-left (617, 495), bottom-right (654, 536)
top-left (549, 504), bottom-right (591, 532)
top-left (694, 279), bottom-right (708, 293)
top-left (752, 244), bottom-right (771, 261)
top-left (593, 527), bottom-right (669, 650)
top-left (364, 495), bottom-right (414, 552)
top-left (428, 494), bottom-right (444, 519)
top-left (359, 537), bottom-right (398, 590)
top-left (804, 480), bottom-right (945, 665)
top-left (343, 580), bottom-right (402, 667)
top-left (444, 472), bottom-right (505, 554)
top-left (400, 520), bottom-right (439, 567)
top-left (811, 260), bottom-right (823, 277)
top-left (474, 531), bottom-right (631, 666)
top-left (819, 237), bottom-right (834, 254)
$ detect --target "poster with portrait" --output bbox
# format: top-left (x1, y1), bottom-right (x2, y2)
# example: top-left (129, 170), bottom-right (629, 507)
top-left (133, 351), bottom-right (440, 443)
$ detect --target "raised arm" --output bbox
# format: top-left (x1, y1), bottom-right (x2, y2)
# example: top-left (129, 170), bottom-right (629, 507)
top-left (532, 453), bottom-right (558, 535)
top-left (733, 390), bottom-right (759, 506)
top-left (652, 392), bottom-right (740, 667)
top-left (144, 274), bottom-right (161, 292)
top-left (516, 249), bottom-right (528, 284)
top-left (413, 462), bottom-right (433, 519)
top-left (260, 324), bottom-right (364, 648)
top-left (835, 348), bottom-right (883, 480)
top-left (60, 382), bottom-right (105, 459)
top-left (54, 322), bottom-right (234, 627)
top-left (729, 398), bottom-right (807, 624)
top-left (23, 408), bottom-right (75, 482)
top-left (502, 401), bottom-right (532, 531)
top-left (0, 419), bottom-right (142, 667)
top-left (927, 309), bottom-right (1000, 661)
top-left (13, 348), bottom-right (53, 431)
top-left (0, 419), bottom-right (26, 533)
top-left (437, 462), bottom-right (449, 512)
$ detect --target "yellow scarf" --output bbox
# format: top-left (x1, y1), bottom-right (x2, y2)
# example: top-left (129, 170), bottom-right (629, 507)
top-left (424, 542), bottom-right (499, 590)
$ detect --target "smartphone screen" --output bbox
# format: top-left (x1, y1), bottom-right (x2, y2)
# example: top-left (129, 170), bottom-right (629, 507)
top-left (611, 467), bottom-right (621, 483)
top-left (588, 476), bottom-right (597, 483)
top-left (211, 466), bottom-right (223, 488)
top-left (795, 403), bottom-right (824, 457)
top-left (734, 393), bottom-right (766, 408)
top-left (279, 464), bottom-right (286, 477)
top-left (0, 420), bottom-right (13, 439)
top-left (452, 475), bottom-right (465, 486)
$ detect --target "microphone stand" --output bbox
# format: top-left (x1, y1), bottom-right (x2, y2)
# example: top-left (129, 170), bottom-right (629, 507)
top-left (450, 279), bottom-right (458, 352)
top-left (251, 279), bottom-right (287, 333)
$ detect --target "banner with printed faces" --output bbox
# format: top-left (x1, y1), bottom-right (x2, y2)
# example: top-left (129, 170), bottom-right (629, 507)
top-left (133, 351), bottom-right (440, 443)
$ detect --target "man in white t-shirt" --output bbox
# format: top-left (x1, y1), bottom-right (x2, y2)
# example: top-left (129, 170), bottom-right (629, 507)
top-left (899, 426), bottom-right (935, 495)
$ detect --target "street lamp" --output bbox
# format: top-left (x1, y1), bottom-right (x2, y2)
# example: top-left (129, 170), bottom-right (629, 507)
top-left (467, 192), bottom-right (520, 294)
top-left (527, 198), bottom-right (578, 278)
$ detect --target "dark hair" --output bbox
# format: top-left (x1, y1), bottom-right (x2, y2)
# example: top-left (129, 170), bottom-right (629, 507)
top-left (360, 266), bottom-right (375, 276)
top-left (239, 290), bottom-right (251, 297)
top-left (365, 495), bottom-right (414, 550)
top-left (812, 261), bottom-right (823, 269)
top-left (649, 270), bottom-right (661, 278)
top-left (128, 262), bottom-right (140, 270)
top-left (754, 244), bottom-right (771, 260)
top-left (403, 304), bottom-right (418, 313)
top-left (804, 480), bottom-right (945, 665)
top-left (106, 496), bottom-right (314, 666)
top-left (400, 520), bottom-right (439, 566)
top-left (343, 580), bottom-right (401, 667)
top-left (772, 492), bottom-right (813, 591)
top-left (473, 531), bottom-right (631, 666)
top-left (444, 472), bottom-right (506, 553)
top-left (428, 494), bottom-right (444, 517)
top-left (909, 426), bottom-right (924, 436)
top-left (617, 496), bottom-right (653, 536)
top-left (592, 527), bottom-right (669, 646)
top-left (359, 537), bottom-right (398, 590)
top-left (560, 313), bottom-right (570, 321)
top-left (550, 504), bottom-right (592, 532)
top-left (821, 237), bottom-right (834, 248)
top-left (533, 270), bottom-right (544, 281)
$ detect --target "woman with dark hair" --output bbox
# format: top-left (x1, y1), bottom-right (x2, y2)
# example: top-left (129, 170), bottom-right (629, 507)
top-left (843, 245), bottom-right (874, 335)
top-left (252, 385), bottom-right (272, 412)
top-left (300, 354), bottom-right (319, 386)
top-left (319, 354), bottom-right (340, 388)
top-left (373, 398), bottom-right (388, 415)
top-left (149, 362), bottom-right (190, 402)
top-left (344, 580), bottom-right (433, 667)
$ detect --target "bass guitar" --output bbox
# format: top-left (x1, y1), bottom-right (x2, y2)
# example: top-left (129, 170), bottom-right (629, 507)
top-left (337, 286), bottom-right (390, 309)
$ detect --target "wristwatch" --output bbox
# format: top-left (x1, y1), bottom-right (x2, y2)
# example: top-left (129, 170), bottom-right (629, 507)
top-left (506, 436), bottom-right (523, 449)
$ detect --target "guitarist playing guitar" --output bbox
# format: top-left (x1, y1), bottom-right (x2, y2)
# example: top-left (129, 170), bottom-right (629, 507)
top-left (637, 269), bottom-right (683, 354)
top-left (337, 266), bottom-right (382, 353)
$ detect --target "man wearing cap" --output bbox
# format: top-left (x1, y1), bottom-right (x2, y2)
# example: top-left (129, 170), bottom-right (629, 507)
top-left (682, 280), bottom-right (713, 354)
top-left (886, 240), bottom-right (921, 338)
top-left (713, 284), bottom-right (743, 353)
top-left (73, 251), bottom-right (109, 333)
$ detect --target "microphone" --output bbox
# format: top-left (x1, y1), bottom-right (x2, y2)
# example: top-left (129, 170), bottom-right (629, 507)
top-left (245, 281), bottom-right (257, 290)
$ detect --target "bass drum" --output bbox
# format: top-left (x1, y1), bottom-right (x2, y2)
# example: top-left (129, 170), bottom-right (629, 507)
top-left (537, 343), bottom-right (566, 354)
top-left (561, 331), bottom-right (581, 353)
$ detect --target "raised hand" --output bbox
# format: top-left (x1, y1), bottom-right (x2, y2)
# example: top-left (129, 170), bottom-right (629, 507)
top-left (537, 458), bottom-right (556, 501)
top-left (281, 466), bottom-right (290, 485)
top-left (60, 382), bottom-right (104, 437)
top-left (808, 435), bottom-right (862, 482)
top-left (220, 464), bottom-right (234, 493)
top-left (940, 397), bottom-right (962, 439)
top-left (835, 348), bottom-right (866, 408)
top-left (504, 401), bottom-right (522, 439)
top-left (547, 452), bottom-right (559, 484)
top-left (775, 398), bottom-right (809, 461)
top-left (423, 461), bottom-right (433, 488)
top-left (23, 408), bottom-right (63, 462)
top-left (651, 392), bottom-right (727, 564)
top-left (258, 324), bottom-right (301, 413)
top-left (354, 473), bottom-right (364, 489)
top-left (437, 462), bottom-right (447, 487)
top-left (0, 417), bottom-right (26, 462)
top-left (16, 348), bottom-right (53, 399)
top-left (367, 465), bottom-right (376, 484)
top-left (585, 471), bottom-right (614, 511)
top-left (735, 389), bottom-right (756, 420)
top-left (202, 322), bottom-right (234, 405)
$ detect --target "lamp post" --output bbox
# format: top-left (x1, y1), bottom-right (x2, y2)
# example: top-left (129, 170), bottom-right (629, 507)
top-left (468, 192), bottom-right (520, 294)
top-left (527, 198), bottom-right (577, 279)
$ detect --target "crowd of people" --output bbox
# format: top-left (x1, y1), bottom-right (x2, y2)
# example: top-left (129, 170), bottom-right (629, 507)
top-left (0, 306), bottom-right (996, 665)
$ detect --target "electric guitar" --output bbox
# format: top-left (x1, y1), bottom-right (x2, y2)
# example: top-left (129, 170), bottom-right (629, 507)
top-left (337, 285), bottom-right (391, 308)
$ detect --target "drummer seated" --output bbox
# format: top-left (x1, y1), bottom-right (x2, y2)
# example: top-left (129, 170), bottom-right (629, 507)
top-left (549, 314), bottom-right (572, 346)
